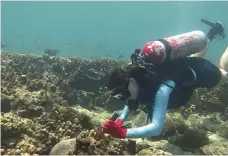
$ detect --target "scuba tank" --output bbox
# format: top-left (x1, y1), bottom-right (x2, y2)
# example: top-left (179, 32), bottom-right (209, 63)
top-left (133, 19), bottom-right (225, 65)
top-left (142, 30), bottom-right (208, 64)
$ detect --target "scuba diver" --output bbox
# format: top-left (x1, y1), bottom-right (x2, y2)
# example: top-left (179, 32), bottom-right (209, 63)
top-left (101, 19), bottom-right (227, 139)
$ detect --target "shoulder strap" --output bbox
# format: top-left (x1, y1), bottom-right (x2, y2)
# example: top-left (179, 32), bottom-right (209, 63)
top-left (157, 38), bottom-right (172, 62)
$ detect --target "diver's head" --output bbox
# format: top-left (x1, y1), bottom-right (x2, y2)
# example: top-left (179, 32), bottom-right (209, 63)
top-left (108, 65), bottom-right (149, 108)
top-left (135, 49), bottom-right (141, 54)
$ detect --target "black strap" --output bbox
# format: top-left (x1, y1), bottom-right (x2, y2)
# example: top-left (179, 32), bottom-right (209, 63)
top-left (157, 39), bottom-right (172, 62)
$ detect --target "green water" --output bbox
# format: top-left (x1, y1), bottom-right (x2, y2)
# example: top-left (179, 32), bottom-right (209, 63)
top-left (1, 1), bottom-right (228, 64)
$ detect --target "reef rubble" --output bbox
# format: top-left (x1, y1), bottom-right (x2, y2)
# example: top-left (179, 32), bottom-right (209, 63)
top-left (1, 52), bottom-right (228, 155)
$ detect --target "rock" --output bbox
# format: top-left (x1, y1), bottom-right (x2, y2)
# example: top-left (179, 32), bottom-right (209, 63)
top-left (24, 153), bottom-right (30, 156)
top-left (20, 75), bottom-right (27, 84)
top-left (77, 91), bottom-right (95, 109)
top-left (126, 139), bottom-right (136, 155)
top-left (197, 115), bottom-right (221, 132)
top-left (194, 88), bottom-right (227, 113)
top-left (133, 111), bottom-right (148, 127)
top-left (221, 107), bottom-right (228, 120)
top-left (122, 110), bottom-right (152, 129)
top-left (49, 84), bottom-right (57, 92)
top-left (1, 149), bottom-right (5, 155)
top-left (186, 114), bottom-right (201, 128)
top-left (16, 106), bottom-right (44, 118)
top-left (152, 112), bottom-right (189, 139)
top-left (168, 112), bottom-right (189, 134)
top-left (61, 88), bottom-right (78, 105)
top-left (137, 147), bottom-right (172, 155)
top-left (1, 94), bottom-right (11, 113)
top-left (200, 141), bottom-right (228, 155)
top-left (122, 122), bottom-right (132, 128)
top-left (50, 138), bottom-right (76, 155)
top-left (184, 151), bottom-right (194, 155)
top-left (135, 139), bottom-right (185, 155)
top-left (162, 114), bottom-right (176, 137)
top-left (74, 105), bottom-right (112, 128)
top-left (137, 149), bottom-right (154, 155)
top-left (158, 140), bottom-right (186, 155)
top-left (178, 128), bottom-right (209, 149)
top-left (207, 133), bottom-right (227, 143)
top-left (135, 140), bottom-right (151, 153)
top-left (189, 93), bottom-right (204, 109)
top-left (186, 113), bottom-right (223, 133)
top-left (1, 113), bottom-right (36, 140)
top-left (218, 121), bottom-right (228, 139)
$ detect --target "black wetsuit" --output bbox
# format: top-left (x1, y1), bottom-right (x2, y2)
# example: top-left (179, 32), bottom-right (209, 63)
top-left (118, 57), bottom-right (221, 138)
top-left (158, 57), bottom-right (221, 109)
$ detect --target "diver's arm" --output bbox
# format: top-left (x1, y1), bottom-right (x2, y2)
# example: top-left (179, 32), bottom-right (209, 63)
top-left (117, 105), bottom-right (129, 121)
top-left (125, 80), bottom-right (175, 138)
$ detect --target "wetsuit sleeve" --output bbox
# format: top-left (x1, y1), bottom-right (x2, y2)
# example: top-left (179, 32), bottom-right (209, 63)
top-left (117, 105), bottom-right (129, 121)
top-left (125, 80), bottom-right (175, 138)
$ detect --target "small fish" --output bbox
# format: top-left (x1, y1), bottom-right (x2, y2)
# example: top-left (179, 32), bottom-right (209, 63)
top-left (44, 48), bottom-right (59, 56)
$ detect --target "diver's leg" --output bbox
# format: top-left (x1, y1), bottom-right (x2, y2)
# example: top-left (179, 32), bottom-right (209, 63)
top-left (217, 46), bottom-right (228, 86)
top-left (218, 69), bottom-right (228, 87)
top-left (219, 46), bottom-right (228, 71)
top-left (207, 21), bottom-right (225, 41)
top-left (190, 40), bottom-right (210, 58)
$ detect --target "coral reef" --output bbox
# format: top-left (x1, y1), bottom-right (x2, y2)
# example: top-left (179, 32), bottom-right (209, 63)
top-left (1, 93), bottom-right (12, 113)
top-left (1, 52), bottom-right (124, 109)
top-left (135, 139), bottom-right (193, 155)
top-left (1, 52), bottom-right (228, 155)
top-left (137, 148), bottom-right (173, 155)
top-left (50, 129), bottom-right (173, 155)
top-left (218, 121), bottom-right (228, 139)
top-left (50, 138), bottom-right (77, 155)
top-left (200, 141), bottom-right (228, 155)
top-left (168, 128), bottom-right (209, 149)
top-left (1, 112), bottom-right (39, 155)
top-left (193, 85), bottom-right (228, 114)
top-left (1, 104), bottom-right (94, 155)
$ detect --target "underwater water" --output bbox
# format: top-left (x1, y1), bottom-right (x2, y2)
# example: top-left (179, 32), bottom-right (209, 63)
top-left (1, 1), bottom-right (228, 63)
top-left (1, 1), bottom-right (228, 156)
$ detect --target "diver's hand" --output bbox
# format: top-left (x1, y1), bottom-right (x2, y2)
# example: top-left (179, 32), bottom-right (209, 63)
top-left (115, 119), bottom-right (124, 127)
top-left (102, 120), bottom-right (127, 139)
